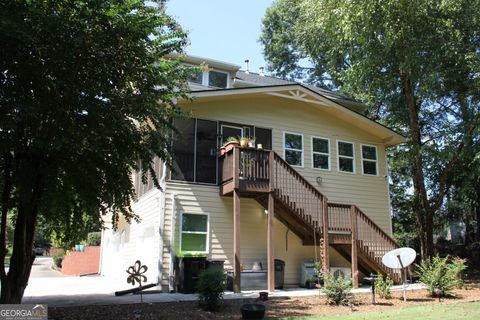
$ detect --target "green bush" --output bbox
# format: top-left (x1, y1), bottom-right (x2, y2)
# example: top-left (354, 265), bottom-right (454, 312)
top-left (86, 232), bottom-right (101, 246)
top-left (53, 252), bottom-right (65, 268)
top-left (197, 268), bottom-right (226, 311)
top-left (415, 255), bottom-right (467, 297)
top-left (375, 274), bottom-right (394, 299)
top-left (321, 272), bottom-right (353, 306)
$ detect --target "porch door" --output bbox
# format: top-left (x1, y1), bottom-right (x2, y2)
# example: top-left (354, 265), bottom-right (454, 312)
top-left (220, 124), bottom-right (244, 144)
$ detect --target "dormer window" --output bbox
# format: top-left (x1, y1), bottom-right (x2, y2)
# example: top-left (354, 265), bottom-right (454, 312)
top-left (187, 67), bottom-right (229, 88)
top-left (208, 70), bottom-right (228, 88)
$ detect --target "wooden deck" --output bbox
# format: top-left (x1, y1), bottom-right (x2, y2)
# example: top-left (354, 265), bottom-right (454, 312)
top-left (219, 147), bottom-right (401, 292)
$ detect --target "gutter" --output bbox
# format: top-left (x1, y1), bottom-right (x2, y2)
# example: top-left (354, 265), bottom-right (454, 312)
top-left (157, 162), bottom-right (168, 288)
top-left (168, 193), bottom-right (177, 292)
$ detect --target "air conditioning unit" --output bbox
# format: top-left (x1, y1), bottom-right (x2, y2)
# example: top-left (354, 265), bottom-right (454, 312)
top-left (330, 267), bottom-right (351, 280)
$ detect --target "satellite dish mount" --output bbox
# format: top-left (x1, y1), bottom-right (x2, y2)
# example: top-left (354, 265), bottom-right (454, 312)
top-left (382, 247), bottom-right (416, 302)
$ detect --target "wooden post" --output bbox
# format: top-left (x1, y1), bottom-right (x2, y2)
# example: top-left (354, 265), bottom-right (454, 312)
top-left (322, 197), bottom-right (330, 273)
top-left (233, 189), bottom-right (241, 293)
top-left (350, 205), bottom-right (359, 288)
top-left (267, 192), bottom-right (275, 292)
top-left (233, 147), bottom-right (241, 293)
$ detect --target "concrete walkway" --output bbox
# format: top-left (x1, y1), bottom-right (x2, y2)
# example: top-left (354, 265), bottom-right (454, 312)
top-left (23, 257), bottom-right (425, 307)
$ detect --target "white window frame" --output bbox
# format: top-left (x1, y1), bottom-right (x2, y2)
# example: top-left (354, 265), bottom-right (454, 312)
top-left (179, 212), bottom-right (210, 254)
top-left (283, 131), bottom-right (304, 167)
top-left (361, 144), bottom-right (378, 176)
top-left (311, 136), bottom-right (330, 171)
top-left (206, 69), bottom-right (230, 88)
top-left (336, 140), bottom-right (355, 174)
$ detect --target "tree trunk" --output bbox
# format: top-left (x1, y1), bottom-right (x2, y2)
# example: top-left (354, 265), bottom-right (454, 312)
top-left (401, 74), bottom-right (434, 259)
top-left (0, 169), bottom-right (43, 303)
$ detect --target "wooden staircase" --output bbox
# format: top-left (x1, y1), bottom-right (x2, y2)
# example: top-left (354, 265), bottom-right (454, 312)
top-left (219, 147), bottom-right (401, 284)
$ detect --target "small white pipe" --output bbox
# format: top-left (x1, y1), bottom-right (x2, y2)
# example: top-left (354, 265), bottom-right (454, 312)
top-left (168, 193), bottom-right (177, 292)
top-left (157, 162), bottom-right (168, 287)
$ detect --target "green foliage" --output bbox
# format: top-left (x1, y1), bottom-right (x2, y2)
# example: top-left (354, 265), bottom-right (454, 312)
top-left (197, 268), bottom-right (227, 312)
top-left (52, 252), bottom-right (65, 269)
top-left (86, 232), bottom-right (101, 246)
top-left (374, 274), bottom-right (393, 299)
top-left (321, 272), bottom-right (353, 306)
top-left (0, 0), bottom-right (191, 302)
top-left (415, 255), bottom-right (467, 297)
top-left (261, 0), bottom-right (480, 258)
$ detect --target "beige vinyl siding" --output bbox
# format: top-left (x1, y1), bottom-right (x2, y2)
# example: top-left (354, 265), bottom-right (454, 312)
top-left (182, 95), bottom-right (392, 233)
top-left (100, 188), bottom-right (163, 283)
top-left (162, 182), bottom-right (357, 288)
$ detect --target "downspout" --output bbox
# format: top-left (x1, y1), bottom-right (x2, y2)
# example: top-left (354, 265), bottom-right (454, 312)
top-left (157, 162), bottom-right (168, 287)
top-left (385, 150), bottom-right (394, 235)
top-left (168, 192), bottom-right (177, 292)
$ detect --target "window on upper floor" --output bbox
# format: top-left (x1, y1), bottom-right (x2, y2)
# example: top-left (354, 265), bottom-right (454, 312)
top-left (208, 70), bottom-right (228, 88)
top-left (187, 68), bottom-right (229, 89)
top-left (337, 140), bottom-right (355, 173)
top-left (312, 137), bottom-right (330, 170)
top-left (284, 132), bottom-right (303, 167)
top-left (361, 144), bottom-right (378, 176)
top-left (180, 212), bottom-right (209, 254)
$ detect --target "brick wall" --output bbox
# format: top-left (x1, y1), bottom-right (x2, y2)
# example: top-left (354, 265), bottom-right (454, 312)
top-left (61, 246), bottom-right (100, 276)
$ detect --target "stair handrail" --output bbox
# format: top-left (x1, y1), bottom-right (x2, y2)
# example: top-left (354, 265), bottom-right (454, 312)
top-left (353, 205), bottom-right (400, 249)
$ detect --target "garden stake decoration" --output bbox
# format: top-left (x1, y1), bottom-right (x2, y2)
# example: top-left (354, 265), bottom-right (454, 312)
top-left (127, 260), bottom-right (148, 303)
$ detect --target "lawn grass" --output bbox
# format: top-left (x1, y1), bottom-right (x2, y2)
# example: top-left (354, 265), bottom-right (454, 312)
top-left (293, 301), bottom-right (480, 320)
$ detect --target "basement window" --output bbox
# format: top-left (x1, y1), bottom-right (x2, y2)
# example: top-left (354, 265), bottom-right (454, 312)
top-left (361, 144), bottom-right (378, 176)
top-left (337, 140), bottom-right (355, 173)
top-left (180, 213), bottom-right (209, 254)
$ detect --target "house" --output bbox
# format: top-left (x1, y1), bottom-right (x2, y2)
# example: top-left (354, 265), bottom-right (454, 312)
top-left (99, 55), bottom-right (405, 293)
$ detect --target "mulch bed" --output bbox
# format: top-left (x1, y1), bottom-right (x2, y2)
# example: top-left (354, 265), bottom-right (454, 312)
top-left (48, 285), bottom-right (480, 320)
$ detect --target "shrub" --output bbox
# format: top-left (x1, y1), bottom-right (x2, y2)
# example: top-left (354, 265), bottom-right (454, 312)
top-left (375, 274), bottom-right (394, 299)
top-left (321, 272), bottom-right (353, 306)
top-left (415, 255), bottom-right (466, 297)
top-left (53, 252), bottom-right (65, 268)
top-left (86, 232), bottom-right (101, 246)
top-left (197, 268), bottom-right (227, 311)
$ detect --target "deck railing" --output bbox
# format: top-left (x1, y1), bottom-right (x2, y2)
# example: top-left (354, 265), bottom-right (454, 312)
top-left (219, 146), bottom-right (400, 281)
top-left (272, 152), bottom-right (326, 232)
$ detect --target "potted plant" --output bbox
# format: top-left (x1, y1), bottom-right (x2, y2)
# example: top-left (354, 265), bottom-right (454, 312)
top-left (247, 137), bottom-right (256, 148)
top-left (218, 136), bottom-right (240, 156)
top-left (239, 137), bottom-right (249, 148)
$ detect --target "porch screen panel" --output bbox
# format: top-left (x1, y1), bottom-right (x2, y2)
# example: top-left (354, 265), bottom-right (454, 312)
top-left (255, 127), bottom-right (272, 150)
top-left (171, 118), bottom-right (195, 181)
top-left (195, 119), bottom-right (217, 183)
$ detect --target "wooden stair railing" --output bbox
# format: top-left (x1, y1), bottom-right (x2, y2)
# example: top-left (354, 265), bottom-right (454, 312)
top-left (222, 147), bottom-right (401, 282)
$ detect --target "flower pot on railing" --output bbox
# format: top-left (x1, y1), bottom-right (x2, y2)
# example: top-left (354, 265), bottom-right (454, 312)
top-left (218, 141), bottom-right (240, 156)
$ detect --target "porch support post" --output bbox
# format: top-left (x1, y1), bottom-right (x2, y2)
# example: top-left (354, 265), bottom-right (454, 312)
top-left (232, 147), bottom-right (241, 293)
top-left (322, 197), bottom-right (330, 273)
top-left (267, 192), bottom-right (275, 292)
top-left (350, 205), bottom-right (359, 288)
top-left (233, 189), bottom-right (241, 293)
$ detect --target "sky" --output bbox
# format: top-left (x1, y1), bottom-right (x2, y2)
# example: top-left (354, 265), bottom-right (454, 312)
top-left (166, 0), bottom-right (274, 73)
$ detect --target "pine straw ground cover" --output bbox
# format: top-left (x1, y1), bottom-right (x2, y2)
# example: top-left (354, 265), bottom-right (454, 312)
top-left (48, 285), bottom-right (480, 320)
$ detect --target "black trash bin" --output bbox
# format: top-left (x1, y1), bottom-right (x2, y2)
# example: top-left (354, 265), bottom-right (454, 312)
top-left (175, 256), bottom-right (207, 293)
top-left (207, 260), bottom-right (225, 271)
top-left (274, 259), bottom-right (285, 289)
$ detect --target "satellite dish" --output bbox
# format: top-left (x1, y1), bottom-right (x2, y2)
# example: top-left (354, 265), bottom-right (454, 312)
top-left (382, 247), bottom-right (416, 302)
top-left (382, 247), bottom-right (416, 269)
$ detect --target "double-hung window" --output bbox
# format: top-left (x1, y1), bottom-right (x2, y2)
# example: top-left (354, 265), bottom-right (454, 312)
top-left (180, 213), bottom-right (209, 254)
top-left (284, 132), bottom-right (303, 166)
top-left (337, 141), bottom-right (355, 173)
top-left (361, 144), bottom-right (378, 175)
top-left (312, 137), bottom-right (330, 170)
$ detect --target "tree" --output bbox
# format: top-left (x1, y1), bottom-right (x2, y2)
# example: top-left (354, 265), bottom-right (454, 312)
top-left (261, 0), bottom-right (480, 258)
top-left (0, 0), bottom-right (191, 303)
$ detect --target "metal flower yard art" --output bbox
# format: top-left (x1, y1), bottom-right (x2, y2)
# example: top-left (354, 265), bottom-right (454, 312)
top-left (127, 260), bottom-right (148, 303)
